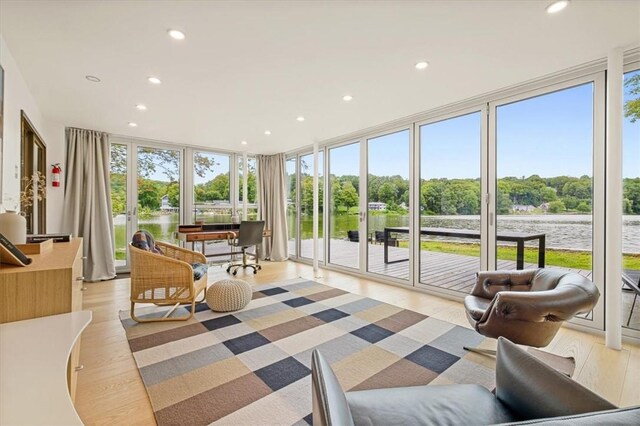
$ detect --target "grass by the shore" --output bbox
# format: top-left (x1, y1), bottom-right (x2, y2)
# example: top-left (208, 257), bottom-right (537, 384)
top-left (411, 241), bottom-right (640, 271)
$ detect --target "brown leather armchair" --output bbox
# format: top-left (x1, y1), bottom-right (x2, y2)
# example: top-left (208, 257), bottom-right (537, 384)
top-left (464, 268), bottom-right (600, 348)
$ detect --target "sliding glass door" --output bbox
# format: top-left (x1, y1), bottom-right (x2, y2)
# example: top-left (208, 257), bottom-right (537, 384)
top-left (110, 142), bottom-right (130, 270)
top-left (623, 66), bottom-right (640, 333)
top-left (366, 129), bottom-right (411, 282)
top-left (417, 111), bottom-right (483, 293)
top-left (490, 74), bottom-right (604, 327)
top-left (299, 152), bottom-right (324, 261)
top-left (136, 146), bottom-right (182, 245)
top-left (328, 142), bottom-right (360, 269)
top-left (109, 139), bottom-right (185, 272)
top-left (286, 157), bottom-right (298, 258)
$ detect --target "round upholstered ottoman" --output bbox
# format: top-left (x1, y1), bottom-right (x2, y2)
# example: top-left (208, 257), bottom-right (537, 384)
top-left (206, 279), bottom-right (252, 312)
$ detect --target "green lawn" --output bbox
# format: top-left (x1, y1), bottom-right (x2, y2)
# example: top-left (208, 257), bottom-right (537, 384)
top-left (407, 241), bottom-right (640, 271)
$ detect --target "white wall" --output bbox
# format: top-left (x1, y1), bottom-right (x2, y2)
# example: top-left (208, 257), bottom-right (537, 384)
top-left (0, 35), bottom-right (65, 232)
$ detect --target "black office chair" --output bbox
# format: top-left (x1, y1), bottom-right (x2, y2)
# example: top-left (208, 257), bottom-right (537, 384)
top-left (226, 220), bottom-right (265, 275)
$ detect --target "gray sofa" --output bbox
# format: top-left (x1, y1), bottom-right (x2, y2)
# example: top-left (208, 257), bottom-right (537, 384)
top-left (311, 337), bottom-right (640, 425)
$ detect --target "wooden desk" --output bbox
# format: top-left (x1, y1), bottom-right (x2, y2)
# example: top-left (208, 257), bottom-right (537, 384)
top-left (383, 227), bottom-right (546, 270)
top-left (0, 311), bottom-right (91, 426)
top-left (175, 229), bottom-right (272, 259)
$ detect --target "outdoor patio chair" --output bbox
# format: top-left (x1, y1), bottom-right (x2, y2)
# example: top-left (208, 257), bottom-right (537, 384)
top-left (374, 230), bottom-right (398, 247)
top-left (347, 230), bottom-right (373, 243)
top-left (622, 270), bottom-right (640, 327)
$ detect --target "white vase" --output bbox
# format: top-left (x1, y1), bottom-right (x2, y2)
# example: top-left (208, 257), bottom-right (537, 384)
top-left (0, 211), bottom-right (27, 244)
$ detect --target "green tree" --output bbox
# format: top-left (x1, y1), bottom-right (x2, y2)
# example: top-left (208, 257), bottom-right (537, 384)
top-left (547, 200), bottom-right (566, 213)
top-left (576, 201), bottom-right (591, 213)
top-left (166, 182), bottom-right (179, 207)
top-left (377, 182), bottom-right (397, 204)
top-left (340, 181), bottom-right (359, 211)
top-left (540, 186), bottom-right (558, 202)
top-left (624, 73), bottom-right (640, 122)
top-left (623, 178), bottom-right (640, 214)
top-left (137, 178), bottom-right (160, 210)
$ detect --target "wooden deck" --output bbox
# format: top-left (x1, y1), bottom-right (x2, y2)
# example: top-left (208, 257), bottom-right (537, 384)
top-left (202, 237), bottom-right (635, 324)
top-left (292, 238), bottom-right (593, 294)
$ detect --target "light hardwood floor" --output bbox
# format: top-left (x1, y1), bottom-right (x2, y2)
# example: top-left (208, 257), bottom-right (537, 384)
top-left (75, 261), bottom-right (640, 425)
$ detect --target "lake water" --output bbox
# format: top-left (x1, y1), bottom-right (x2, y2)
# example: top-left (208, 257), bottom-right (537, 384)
top-left (115, 213), bottom-right (640, 254)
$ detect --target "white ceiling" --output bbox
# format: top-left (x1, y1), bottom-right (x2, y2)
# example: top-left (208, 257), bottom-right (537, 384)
top-left (1, 0), bottom-right (639, 154)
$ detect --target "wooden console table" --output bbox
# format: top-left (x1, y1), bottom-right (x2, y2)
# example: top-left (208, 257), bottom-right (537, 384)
top-left (0, 311), bottom-right (92, 425)
top-left (0, 238), bottom-right (86, 400)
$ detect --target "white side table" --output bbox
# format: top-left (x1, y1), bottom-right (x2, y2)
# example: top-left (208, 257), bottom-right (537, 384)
top-left (0, 311), bottom-right (92, 425)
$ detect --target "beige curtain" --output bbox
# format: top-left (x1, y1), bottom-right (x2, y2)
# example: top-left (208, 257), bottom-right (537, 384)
top-left (257, 153), bottom-right (288, 261)
top-left (62, 128), bottom-right (115, 281)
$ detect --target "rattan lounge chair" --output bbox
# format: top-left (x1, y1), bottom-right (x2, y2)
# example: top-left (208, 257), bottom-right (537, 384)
top-left (129, 235), bottom-right (208, 322)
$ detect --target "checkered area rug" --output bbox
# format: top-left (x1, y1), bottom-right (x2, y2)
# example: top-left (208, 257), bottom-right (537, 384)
top-left (120, 278), bottom-right (498, 425)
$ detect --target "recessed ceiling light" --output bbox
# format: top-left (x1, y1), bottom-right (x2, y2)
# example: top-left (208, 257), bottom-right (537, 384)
top-left (343, 95), bottom-right (353, 102)
top-left (264, 130), bottom-right (271, 135)
top-left (85, 75), bottom-right (101, 83)
top-left (128, 122), bottom-right (138, 127)
top-left (296, 116), bottom-right (305, 122)
top-left (168, 29), bottom-right (186, 40)
top-left (135, 104), bottom-right (147, 111)
top-left (546, 0), bottom-right (569, 14)
top-left (241, 140), bottom-right (248, 145)
top-left (415, 61), bottom-right (429, 70)
top-left (147, 76), bottom-right (161, 84)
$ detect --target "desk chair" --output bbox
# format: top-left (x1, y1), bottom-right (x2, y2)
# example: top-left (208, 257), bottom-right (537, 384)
top-left (226, 220), bottom-right (265, 275)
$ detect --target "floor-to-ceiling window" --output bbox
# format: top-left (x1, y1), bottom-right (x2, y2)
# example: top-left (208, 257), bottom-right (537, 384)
top-left (286, 157), bottom-right (298, 258)
top-left (418, 112), bottom-right (482, 293)
top-left (328, 142), bottom-right (360, 269)
top-left (238, 156), bottom-right (258, 220)
top-left (300, 151), bottom-right (324, 261)
top-left (137, 146), bottom-right (182, 245)
top-left (494, 79), bottom-right (601, 323)
top-left (280, 62), bottom-right (630, 336)
top-left (367, 129), bottom-right (411, 282)
top-left (193, 151), bottom-right (231, 224)
top-left (495, 83), bottom-right (594, 273)
top-left (623, 67), bottom-right (640, 332)
top-left (110, 143), bottom-right (128, 269)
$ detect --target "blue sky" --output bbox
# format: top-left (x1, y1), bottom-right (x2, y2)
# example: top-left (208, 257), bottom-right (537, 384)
top-left (330, 71), bottom-right (639, 180)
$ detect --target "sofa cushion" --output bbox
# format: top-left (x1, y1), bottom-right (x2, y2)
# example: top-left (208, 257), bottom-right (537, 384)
top-left (346, 384), bottom-right (515, 426)
top-left (495, 337), bottom-right (616, 421)
top-left (131, 230), bottom-right (163, 254)
top-left (503, 405), bottom-right (640, 425)
top-left (191, 263), bottom-right (208, 281)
